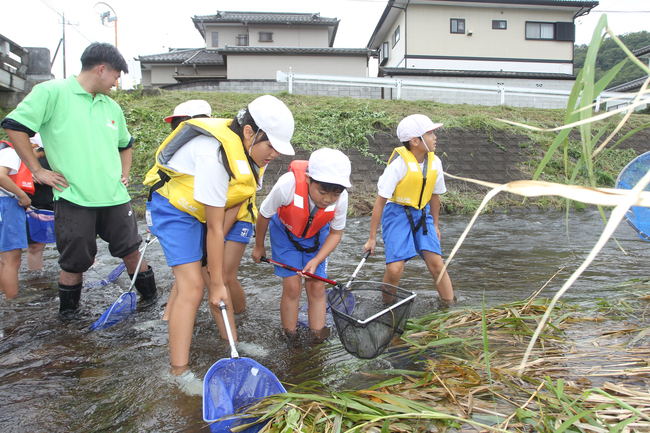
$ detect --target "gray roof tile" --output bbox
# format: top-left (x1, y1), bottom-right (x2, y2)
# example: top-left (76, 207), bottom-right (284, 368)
top-left (136, 49), bottom-right (224, 65)
top-left (192, 11), bottom-right (339, 25)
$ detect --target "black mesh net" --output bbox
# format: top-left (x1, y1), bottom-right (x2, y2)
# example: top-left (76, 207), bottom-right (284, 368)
top-left (326, 281), bottom-right (416, 359)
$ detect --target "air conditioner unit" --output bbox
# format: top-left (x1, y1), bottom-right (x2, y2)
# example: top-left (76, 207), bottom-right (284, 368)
top-left (379, 41), bottom-right (389, 66)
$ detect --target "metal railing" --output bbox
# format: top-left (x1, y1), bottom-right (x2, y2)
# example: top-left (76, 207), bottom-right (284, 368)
top-left (276, 70), bottom-right (650, 110)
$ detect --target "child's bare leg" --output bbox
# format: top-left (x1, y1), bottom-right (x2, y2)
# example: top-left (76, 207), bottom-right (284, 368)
top-left (168, 262), bottom-right (205, 369)
top-left (27, 243), bottom-right (46, 271)
top-left (422, 250), bottom-right (454, 302)
top-left (382, 260), bottom-right (405, 302)
top-left (0, 249), bottom-right (22, 298)
top-left (280, 274), bottom-right (303, 332)
top-left (223, 240), bottom-right (247, 313)
top-left (305, 279), bottom-right (326, 331)
top-left (162, 281), bottom-right (178, 321)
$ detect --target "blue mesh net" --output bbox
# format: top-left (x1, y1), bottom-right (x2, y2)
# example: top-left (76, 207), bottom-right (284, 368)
top-left (297, 287), bottom-right (355, 328)
top-left (203, 357), bottom-right (286, 433)
top-left (26, 209), bottom-right (55, 244)
top-left (84, 263), bottom-right (126, 288)
top-left (90, 292), bottom-right (136, 330)
top-left (616, 151), bottom-right (650, 242)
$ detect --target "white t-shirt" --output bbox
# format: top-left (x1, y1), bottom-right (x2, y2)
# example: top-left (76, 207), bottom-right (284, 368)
top-left (377, 153), bottom-right (446, 200)
top-left (0, 147), bottom-right (22, 198)
top-left (259, 171), bottom-right (348, 231)
top-left (167, 134), bottom-right (261, 208)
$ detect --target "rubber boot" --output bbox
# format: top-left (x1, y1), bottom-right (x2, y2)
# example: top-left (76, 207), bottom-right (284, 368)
top-left (59, 282), bottom-right (82, 317)
top-left (129, 265), bottom-right (157, 301)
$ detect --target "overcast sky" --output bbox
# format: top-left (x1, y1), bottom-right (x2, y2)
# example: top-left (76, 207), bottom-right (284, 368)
top-left (2, 0), bottom-right (648, 88)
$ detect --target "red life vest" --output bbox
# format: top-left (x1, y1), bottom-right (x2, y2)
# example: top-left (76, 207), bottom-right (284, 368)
top-left (0, 140), bottom-right (35, 195)
top-left (277, 160), bottom-right (336, 239)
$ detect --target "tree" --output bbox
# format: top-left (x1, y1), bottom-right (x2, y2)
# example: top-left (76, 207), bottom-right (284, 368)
top-left (574, 31), bottom-right (650, 88)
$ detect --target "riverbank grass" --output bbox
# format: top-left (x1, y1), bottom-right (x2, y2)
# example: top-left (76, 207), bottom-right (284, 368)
top-left (228, 281), bottom-right (650, 432)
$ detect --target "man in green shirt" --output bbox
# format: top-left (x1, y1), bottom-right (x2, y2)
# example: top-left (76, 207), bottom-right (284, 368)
top-left (2, 43), bottom-right (157, 316)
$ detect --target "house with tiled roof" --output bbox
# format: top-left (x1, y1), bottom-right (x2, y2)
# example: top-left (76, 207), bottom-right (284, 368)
top-left (366, 0), bottom-right (599, 105)
top-left (137, 11), bottom-right (372, 88)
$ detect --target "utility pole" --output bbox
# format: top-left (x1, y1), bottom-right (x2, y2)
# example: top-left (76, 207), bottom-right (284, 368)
top-left (57, 12), bottom-right (79, 78)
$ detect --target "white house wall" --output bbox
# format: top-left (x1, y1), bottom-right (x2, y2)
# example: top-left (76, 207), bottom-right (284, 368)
top-left (227, 55), bottom-right (367, 79)
top-left (382, 4), bottom-right (574, 74)
top-left (148, 64), bottom-right (228, 86)
top-left (205, 24), bottom-right (329, 48)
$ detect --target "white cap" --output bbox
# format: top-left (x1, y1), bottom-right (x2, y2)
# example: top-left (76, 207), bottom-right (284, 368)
top-left (397, 114), bottom-right (443, 142)
top-left (29, 133), bottom-right (43, 147)
top-left (248, 95), bottom-right (295, 156)
top-left (164, 100), bottom-right (212, 123)
top-left (308, 148), bottom-right (351, 188)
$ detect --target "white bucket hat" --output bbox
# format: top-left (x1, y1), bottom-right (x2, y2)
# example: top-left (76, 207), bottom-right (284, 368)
top-left (29, 133), bottom-right (43, 147)
top-left (397, 114), bottom-right (443, 142)
top-left (248, 95), bottom-right (295, 155)
top-left (307, 148), bottom-right (351, 188)
top-left (164, 100), bottom-right (212, 123)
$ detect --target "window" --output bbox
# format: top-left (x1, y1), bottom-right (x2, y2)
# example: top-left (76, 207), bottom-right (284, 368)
top-left (392, 26), bottom-right (400, 48)
top-left (259, 32), bottom-right (273, 42)
top-left (450, 19), bottom-right (465, 34)
top-left (211, 32), bottom-right (218, 47)
top-left (379, 41), bottom-right (389, 66)
top-left (526, 22), bottom-right (554, 40)
top-left (492, 20), bottom-right (507, 30)
top-left (236, 34), bottom-right (248, 46)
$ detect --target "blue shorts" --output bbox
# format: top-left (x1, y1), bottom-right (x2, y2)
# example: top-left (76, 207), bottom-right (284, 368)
top-left (269, 213), bottom-right (329, 279)
top-left (147, 192), bottom-right (204, 267)
top-left (381, 201), bottom-right (442, 264)
top-left (225, 221), bottom-right (253, 244)
top-left (0, 196), bottom-right (27, 252)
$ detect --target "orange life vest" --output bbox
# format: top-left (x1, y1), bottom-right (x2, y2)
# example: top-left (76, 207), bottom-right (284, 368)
top-left (0, 140), bottom-right (35, 195)
top-left (277, 160), bottom-right (335, 239)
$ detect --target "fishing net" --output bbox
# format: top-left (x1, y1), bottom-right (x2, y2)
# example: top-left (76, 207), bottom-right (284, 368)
top-left (90, 292), bottom-right (136, 331)
top-left (615, 151), bottom-right (650, 241)
top-left (85, 263), bottom-right (126, 288)
top-left (203, 358), bottom-right (286, 433)
top-left (26, 209), bottom-right (55, 244)
top-left (297, 287), bottom-right (355, 328)
top-left (327, 281), bottom-right (416, 359)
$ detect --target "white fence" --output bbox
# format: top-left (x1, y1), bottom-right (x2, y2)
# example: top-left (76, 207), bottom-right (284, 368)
top-left (276, 70), bottom-right (650, 112)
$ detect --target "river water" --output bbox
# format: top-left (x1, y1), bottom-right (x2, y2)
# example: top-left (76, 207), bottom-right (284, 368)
top-left (1, 209), bottom-right (648, 432)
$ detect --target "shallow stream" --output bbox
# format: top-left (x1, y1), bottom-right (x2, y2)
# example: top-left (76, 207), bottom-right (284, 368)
top-left (1, 209), bottom-right (649, 432)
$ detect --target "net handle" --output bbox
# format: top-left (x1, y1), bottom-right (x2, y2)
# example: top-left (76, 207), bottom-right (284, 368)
top-left (219, 301), bottom-right (240, 359)
top-left (260, 256), bottom-right (338, 285)
top-left (128, 233), bottom-right (151, 293)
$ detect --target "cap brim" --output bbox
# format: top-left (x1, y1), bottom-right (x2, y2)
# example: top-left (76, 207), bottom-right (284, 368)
top-left (267, 133), bottom-right (295, 156)
top-left (430, 123), bottom-right (444, 131)
top-left (163, 115), bottom-right (176, 123)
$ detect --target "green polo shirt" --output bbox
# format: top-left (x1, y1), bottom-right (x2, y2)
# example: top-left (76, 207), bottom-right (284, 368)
top-left (6, 75), bottom-right (132, 207)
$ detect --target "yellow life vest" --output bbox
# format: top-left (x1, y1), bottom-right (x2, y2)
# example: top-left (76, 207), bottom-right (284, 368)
top-left (387, 146), bottom-right (437, 210)
top-left (236, 165), bottom-right (264, 223)
top-left (143, 118), bottom-right (258, 223)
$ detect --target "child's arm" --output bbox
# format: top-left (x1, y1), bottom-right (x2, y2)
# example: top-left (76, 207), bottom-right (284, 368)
top-left (302, 228), bottom-right (343, 274)
top-left (363, 195), bottom-right (387, 255)
top-left (0, 168), bottom-right (31, 208)
top-left (205, 204), bottom-right (228, 307)
top-left (252, 215), bottom-right (271, 263)
top-left (429, 194), bottom-right (441, 240)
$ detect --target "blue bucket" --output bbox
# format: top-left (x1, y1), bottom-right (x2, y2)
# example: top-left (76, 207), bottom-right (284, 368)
top-left (26, 209), bottom-right (55, 244)
top-left (203, 357), bottom-right (286, 433)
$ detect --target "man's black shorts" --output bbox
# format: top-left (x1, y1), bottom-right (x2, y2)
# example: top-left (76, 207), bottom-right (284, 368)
top-left (54, 199), bottom-right (142, 273)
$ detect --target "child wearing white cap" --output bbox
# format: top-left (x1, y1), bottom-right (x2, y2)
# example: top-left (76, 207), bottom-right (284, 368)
top-left (364, 114), bottom-right (454, 303)
top-left (252, 148), bottom-right (351, 340)
top-left (144, 95), bottom-right (295, 373)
